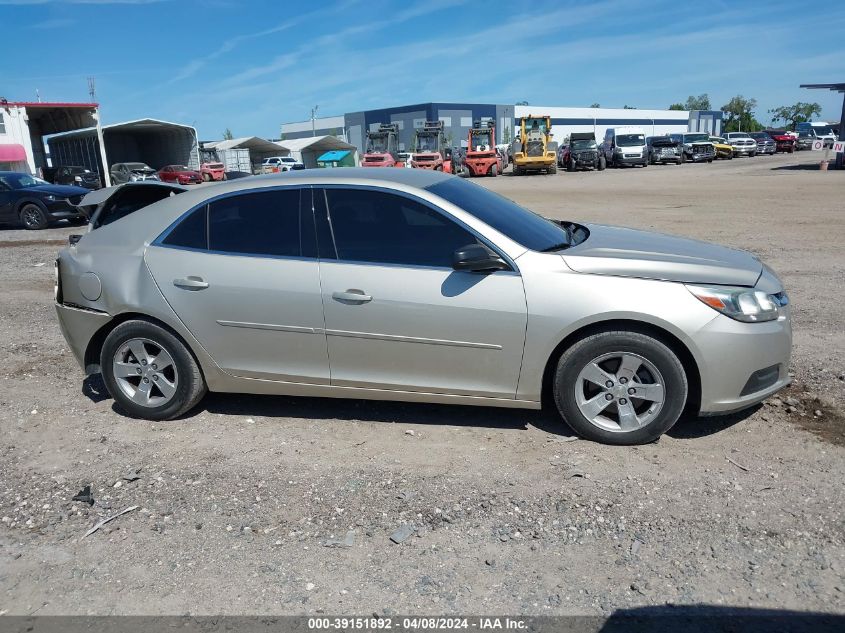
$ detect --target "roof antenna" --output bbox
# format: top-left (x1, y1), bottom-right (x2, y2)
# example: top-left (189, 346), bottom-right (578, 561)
top-left (87, 77), bottom-right (96, 102)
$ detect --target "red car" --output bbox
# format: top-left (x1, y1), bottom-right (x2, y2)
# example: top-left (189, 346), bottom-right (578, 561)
top-left (200, 162), bottom-right (226, 182)
top-left (765, 130), bottom-right (796, 153)
top-left (158, 165), bottom-right (202, 185)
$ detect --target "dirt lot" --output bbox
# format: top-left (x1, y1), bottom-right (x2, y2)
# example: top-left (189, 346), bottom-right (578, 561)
top-left (1, 153), bottom-right (843, 617)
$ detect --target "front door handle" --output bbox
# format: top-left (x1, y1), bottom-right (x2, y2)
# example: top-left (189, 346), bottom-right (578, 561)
top-left (173, 276), bottom-right (209, 291)
top-left (332, 289), bottom-right (372, 303)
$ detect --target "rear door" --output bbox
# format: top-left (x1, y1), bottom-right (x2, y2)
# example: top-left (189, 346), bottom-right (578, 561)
top-left (144, 187), bottom-right (330, 383)
top-left (316, 186), bottom-right (527, 399)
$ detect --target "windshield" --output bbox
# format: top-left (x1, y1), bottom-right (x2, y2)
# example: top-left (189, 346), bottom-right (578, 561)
top-left (812, 125), bottom-right (834, 135)
top-left (523, 118), bottom-right (547, 134)
top-left (280, 157), bottom-right (296, 163)
top-left (684, 133), bottom-right (710, 143)
top-left (469, 130), bottom-right (493, 148)
top-left (69, 166), bottom-right (89, 174)
top-left (428, 178), bottom-right (580, 252)
top-left (748, 133), bottom-right (767, 139)
top-left (571, 139), bottom-right (597, 149)
top-left (617, 134), bottom-right (645, 147)
top-left (711, 137), bottom-right (726, 144)
top-left (0, 173), bottom-right (49, 189)
top-left (416, 134), bottom-right (440, 152)
top-left (172, 165), bottom-right (190, 171)
top-left (206, 163), bottom-right (224, 169)
top-left (366, 135), bottom-right (388, 153)
top-left (728, 133), bottom-right (750, 139)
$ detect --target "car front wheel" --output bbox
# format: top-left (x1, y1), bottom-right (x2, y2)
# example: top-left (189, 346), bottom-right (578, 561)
top-left (101, 320), bottom-right (206, 421)
top-left (553, 330), bottom-right (688, 444)
top-left (20, 203), bottom-right (49, 230)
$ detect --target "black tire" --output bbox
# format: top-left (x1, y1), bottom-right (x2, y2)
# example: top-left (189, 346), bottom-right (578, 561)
top-left (597, 156), bottom-right (606, 171)
top-left (707, 158), bottom-right (713, 163)
top-left (202, 173), bottom-right (210, 182)
top-left (19, 203), bottom-right (49, 230)
top-left (680, 152), bottom-right (686, 164)
top-left (490, 164), bottom-right (497, 177)
top-left (549, 163), bottom-right (557, 174)
top-left (566, 160), bottom-right (575, 172)
top-left (222, 173), bottom-right (228, 181)
top-left (552, 330), bottom-right (688, 445)
top-left (641, 159), bottom-right (648, 168)
top-left (101, 319), bottom-right (206, 421)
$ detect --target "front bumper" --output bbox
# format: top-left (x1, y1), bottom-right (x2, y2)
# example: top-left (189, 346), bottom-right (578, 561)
top-left (695, 309), bottom-right (792, 415)
top-left (732, 146), bottom-right (756, 155)
top-left (614, 153), bottom-right (646, 164)
top-left (45, 199), bottom-right (86, 220)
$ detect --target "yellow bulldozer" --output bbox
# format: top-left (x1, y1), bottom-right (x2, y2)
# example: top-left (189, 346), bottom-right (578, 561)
top-left (511, 115), bottom-right (557, 175)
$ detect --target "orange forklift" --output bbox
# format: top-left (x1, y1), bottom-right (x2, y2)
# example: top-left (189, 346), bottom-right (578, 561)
top-left (361, 123), bottom-right (403, 167)
top-left (410, 121), bottom-right (452, 172)
top-left (463, 120), bottom-right (503, 177)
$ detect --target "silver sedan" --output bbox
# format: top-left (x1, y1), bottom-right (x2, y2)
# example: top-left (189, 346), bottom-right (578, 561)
top-left (55, 169), bottom-right (791, 444)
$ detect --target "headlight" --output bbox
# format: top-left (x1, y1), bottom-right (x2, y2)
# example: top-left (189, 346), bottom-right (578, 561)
top-left (44, 194), bottom-right (60, 201)
top-left (686, 285), bottom-right (788, 323)
top-left (74, 176), bottom-right (83, 182)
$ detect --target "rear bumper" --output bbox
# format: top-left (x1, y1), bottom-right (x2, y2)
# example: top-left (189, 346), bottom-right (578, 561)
top-left (54, 303), bottom-right (112, 373)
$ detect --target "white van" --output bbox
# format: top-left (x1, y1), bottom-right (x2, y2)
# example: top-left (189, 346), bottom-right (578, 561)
top-left (601, 126), bottom-right (648, 167)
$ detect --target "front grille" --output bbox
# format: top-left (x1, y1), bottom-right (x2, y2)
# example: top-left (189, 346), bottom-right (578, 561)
top-left (526, 140), bottom-right (544, 157)
top-left (414, 155), bottom-right (436, 162)
top-left (740, 364), bottom-right (780, 396)
top-left (364, 156), bottom-right (384, 163)
top-left (574, 151), bottom-right (597, 161)
top-left (68, 195), bottom-right (83, 205)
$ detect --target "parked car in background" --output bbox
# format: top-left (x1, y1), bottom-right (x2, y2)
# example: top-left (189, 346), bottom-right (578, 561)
top-left (709, 137), bottom-right (734, 160)
top-left (796, 131), bottom-right (814, 151)
top-left (110, 162), bottom-right (160, 184)
top-left (47, 165), bottom-right (102, 189)
top-left (159, 165), bottom-right (202, 185)
top-left (261, 156), bottom-right (304, 173)
top-left (562, 133), bottom-right (604, 171)
top-left (748, 132), bottom-right (776, 156)
top-left (646, 136), bottom-right (682, 164)
top-left (764, 130), bottom-right (796, 153)
top-left (796, 122), bottom-right (837, 148)
top-left (54, 168), bottom-right (792, 445)
top-left (200, 162), bottom-right (226, 182)
top-left (0, 171), bottom-right (87, 229)
top-left (601, 126), bottom-right (648, 167)
top-left (723, 133), bottom-right (757, 157)
top-left (669, 133), bottom-right (715, 163)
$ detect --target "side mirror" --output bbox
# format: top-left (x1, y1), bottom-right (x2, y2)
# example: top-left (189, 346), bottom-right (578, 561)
top-left (452, 243), bottom-right (509, 273)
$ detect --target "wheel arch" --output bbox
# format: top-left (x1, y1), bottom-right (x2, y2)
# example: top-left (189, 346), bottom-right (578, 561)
top-left (84, 312), bottom-right (205, 382)
top-left (539, 318), bottom-right (702, 415)
top-left (14, 197), bottom-right (48, 215)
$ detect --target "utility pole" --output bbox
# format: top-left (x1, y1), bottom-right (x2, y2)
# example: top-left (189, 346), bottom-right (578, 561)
top-left (87, 77), bottom-right (111, 187)
top-left (311, 105), bottom-right (319, 137)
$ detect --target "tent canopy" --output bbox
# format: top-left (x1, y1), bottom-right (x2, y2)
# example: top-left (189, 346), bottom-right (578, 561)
top-left (206, 136), bottom-right (288, 155)
top-left (317, 150), bottom-right (351, 161)
top-left (279, 136), bottom-right (357, 168)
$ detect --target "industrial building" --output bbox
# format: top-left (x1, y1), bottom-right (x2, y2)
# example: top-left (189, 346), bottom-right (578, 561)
top-left (282, 102), bottom-right (723, 156)
top-left (0, 100), bottom-right (104, 174)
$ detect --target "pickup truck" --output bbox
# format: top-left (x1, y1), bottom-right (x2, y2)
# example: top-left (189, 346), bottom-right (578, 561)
top-left (44, 165), bottom-right (101, 189)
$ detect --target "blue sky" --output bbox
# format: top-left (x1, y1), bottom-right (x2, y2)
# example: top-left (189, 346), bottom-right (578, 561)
top-left (2, 0), bottom-right (843, 139)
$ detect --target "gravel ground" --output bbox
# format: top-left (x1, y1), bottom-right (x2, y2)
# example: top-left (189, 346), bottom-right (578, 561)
top-left (0, 153), bottom-right (843, 617)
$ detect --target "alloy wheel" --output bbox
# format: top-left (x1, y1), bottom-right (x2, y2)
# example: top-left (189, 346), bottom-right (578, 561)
top-left (574, 352), bottom-right (665, 432)
top-left (112, 338), bottom-right (179, 407)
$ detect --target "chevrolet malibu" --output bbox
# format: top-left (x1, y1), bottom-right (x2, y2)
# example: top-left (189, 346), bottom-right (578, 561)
top-left (54, 169), bottom-right (791, 444)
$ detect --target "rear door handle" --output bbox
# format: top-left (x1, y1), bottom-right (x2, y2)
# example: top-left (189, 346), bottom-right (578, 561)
top-left (332, 289), bottom-right (372, 303)
top-left (173, 276), bottom-right (209, 290)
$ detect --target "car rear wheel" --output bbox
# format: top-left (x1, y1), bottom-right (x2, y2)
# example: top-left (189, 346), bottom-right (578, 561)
top-left (553, 331), bottom-right (688, 445)
top-left (101, 320), bottom-right (206, 421)
top-left (20, 203), bottom-right (49, 230)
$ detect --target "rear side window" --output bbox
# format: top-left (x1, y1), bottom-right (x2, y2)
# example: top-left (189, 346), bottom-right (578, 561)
top-left (208, 189), bottom-right (301, 257)
top-left (162, 205), bottom-right (207, 249)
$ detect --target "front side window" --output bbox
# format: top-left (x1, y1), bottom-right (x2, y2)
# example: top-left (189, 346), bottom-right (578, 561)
top-left (324, 188), bottom-right (478, 267)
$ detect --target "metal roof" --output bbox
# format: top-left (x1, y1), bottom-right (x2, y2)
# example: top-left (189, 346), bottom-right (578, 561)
top-left (206, 136), bottom-right (288, 153)
top-left (47, 118), bottom-right (196, 140)
top-left (279, 135), bottom-right (356, 152)
top-left (800, 83), bottom-right (845, 92)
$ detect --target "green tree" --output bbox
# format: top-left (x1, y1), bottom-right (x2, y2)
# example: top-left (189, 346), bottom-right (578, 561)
top-left (668, 103), bottom-right (685, 111)
top-left (685, 93), bottom-right (711, 110)
top-left (503, 125), bottom-right (511, 144)
top-left (768, 102), bottom-right (822, 130)
top-left (721, 95), bottom-right (763, 132)
top-left (623, 105), bottom-right (636, 109)
top-left (515, 100), bottom-right (529, 106)
top-left (589, 103), bottom-right (600, 108)
top-left (222, 128), bottom-right (234, 140)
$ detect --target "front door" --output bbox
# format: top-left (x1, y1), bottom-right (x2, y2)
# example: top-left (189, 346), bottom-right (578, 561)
top-left (317, 187), bottom-right (527, 399)
top-left (144, 187), bottom-right (330, 383)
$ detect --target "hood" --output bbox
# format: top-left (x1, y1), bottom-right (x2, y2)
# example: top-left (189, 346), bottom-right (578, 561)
top-left (130, 167), bottom-right (156, 174)
top-left (561, 224), bottom-right (762, 287)
top-left (28, 184), bottom-right (89, 197)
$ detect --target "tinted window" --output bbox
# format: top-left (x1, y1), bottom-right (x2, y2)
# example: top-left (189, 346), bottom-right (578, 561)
top-left (208, 189), bottom-right (301, 257)
top-left (325, 188), bottom-right (478, 267)
top-left (163, 205), bottom-right (207, 249)
top-left (426, 178), bottom-right (571, 252)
